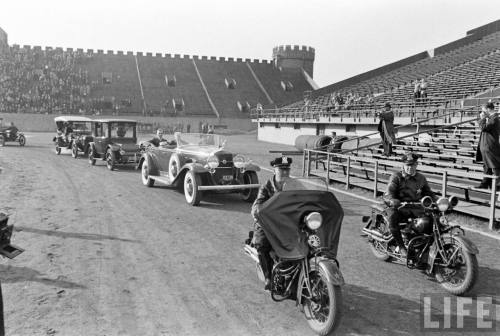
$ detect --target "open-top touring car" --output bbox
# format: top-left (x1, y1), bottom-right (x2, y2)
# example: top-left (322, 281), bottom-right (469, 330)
top-left (53, 116), bottom-right (92, 156)
top-left (139, 132), bottom-right (261, 205)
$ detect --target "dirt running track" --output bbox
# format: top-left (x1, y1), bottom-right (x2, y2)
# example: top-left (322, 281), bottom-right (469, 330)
top-left (0, 133), bottom-right (499, 336)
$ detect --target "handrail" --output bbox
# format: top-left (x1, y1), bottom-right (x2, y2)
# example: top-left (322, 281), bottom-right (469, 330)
top-left (303, 148), bottom-right (498, 230)
top-left (341, 114), bottom-right (479, 154)
top-left (332, 106), bottom-right (478, 149)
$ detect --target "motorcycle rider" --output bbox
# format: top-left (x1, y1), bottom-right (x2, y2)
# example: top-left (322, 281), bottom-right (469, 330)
top-left (251, 156), bottom-right (292, 290)
top-left (383, 152), bottom-right (436, 257)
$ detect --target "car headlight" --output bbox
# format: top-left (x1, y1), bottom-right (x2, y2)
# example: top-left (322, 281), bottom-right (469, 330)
top-left (233, 155), bottom-right (245, 168)
top-left (304, 212), bottom-right (322, 230)
top-left (207, 155), bottom-right (219, 169)
top-left (437, 197), bottom-right (449, 212)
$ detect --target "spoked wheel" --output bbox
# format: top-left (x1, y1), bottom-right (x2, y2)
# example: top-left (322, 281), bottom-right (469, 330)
top-left (368, 215), bottom-right (391, 261)
top-left (240, 171), bottom-right (259, 202)
top-left (18, 135), bottom-right (26, 146)
top-left (435, 238), bottom-right (478, 295)
top-left (71, 144), bottom-right (78, 159)
top-left (106, 149), bottom-right (115, 171)
top-left (55, 146), bottom-right (61, 155)
top-left (141, 160), bottom-right (155, 187)
top-left (303, 268), bottom-right (343, 336)
top-left (184, 170), bottom-right (202, 206)
top-left (88, 148), bottom-right (96, 165)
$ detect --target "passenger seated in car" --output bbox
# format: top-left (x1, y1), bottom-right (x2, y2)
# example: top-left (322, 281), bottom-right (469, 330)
top-left (64, 122), bottom-right (74, 147)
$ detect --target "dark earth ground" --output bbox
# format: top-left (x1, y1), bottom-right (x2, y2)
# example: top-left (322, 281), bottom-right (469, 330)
top-left (0, 132), bottom-right (498, 336)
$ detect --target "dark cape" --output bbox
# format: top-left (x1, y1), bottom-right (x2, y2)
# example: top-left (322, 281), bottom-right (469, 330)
top-left (256, 190), bottom-right (343, 260)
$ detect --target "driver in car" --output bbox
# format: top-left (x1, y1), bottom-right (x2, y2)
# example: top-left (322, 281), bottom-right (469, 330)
top-left (383, 152), bottom-right (436, 257)
top-left (4, 122), bottom-right (18, 140)
top-left (251, 156), bottom-right (292, 290)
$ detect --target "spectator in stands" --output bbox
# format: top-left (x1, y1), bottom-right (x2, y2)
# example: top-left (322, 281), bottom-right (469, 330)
top-left (186, 124), bottom-right (191, 133)
top-left (413, 80), bottom-right (421, 102)
top-left (377, 102), bottom-right (397, 156)
top-left (475, 102), bottom-right (500, 189)
top-left (207, 125), bottom-right (214, 134)
top-left (419, 79), bottom-right (428, 102)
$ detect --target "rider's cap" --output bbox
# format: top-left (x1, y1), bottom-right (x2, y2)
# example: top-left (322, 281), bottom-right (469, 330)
top-left (402, 152), bottom-right (419, 165)
top-left (384, 102), bottom-right (391, 108)
top-left (270, 156), bottom-right (292, 168)
top-left (486, 102), bottom-right (495, 110)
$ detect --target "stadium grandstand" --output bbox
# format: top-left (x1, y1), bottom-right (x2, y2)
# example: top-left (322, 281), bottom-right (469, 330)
top-left (254, 19), bottom-right (500, 229)
top-left (0, 30), bottom-right (313, 133)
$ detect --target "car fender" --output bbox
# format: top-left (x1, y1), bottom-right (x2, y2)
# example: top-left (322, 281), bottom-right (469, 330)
top-left (296, 257), bottom-right (344, 305)
top-left (241, 162), bottom-right (261, 172)
top-left (140, 152), bottom-right (160, 176)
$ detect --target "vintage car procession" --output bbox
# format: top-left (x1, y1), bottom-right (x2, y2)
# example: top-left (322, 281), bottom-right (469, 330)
top-left (87, 119), bottom-right (140, 170)
top-left (139, 132), bottom-right (262, 205)
top-left (52, 116), bottom-right (93, 156)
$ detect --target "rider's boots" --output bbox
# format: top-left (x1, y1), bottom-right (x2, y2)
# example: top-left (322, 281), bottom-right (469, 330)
top-left (390, 228), bottom-right (407, 258)
top-left (258, 252), bottom-right (273, 290)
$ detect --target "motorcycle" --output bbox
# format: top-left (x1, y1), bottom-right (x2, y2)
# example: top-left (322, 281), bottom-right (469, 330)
top-left (0, 212), bottom-right (24, 336)
top-left (362, 196), bottom-right (478, 295)
top-left (244, 178), bottom-right (344, 336)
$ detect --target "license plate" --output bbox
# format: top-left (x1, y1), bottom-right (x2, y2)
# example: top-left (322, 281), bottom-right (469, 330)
top-left (223, 175), bottom-right (233, 181)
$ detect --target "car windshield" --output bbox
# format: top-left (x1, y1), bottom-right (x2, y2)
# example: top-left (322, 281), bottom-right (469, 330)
top-left (282, 178), bottom-right (328, 192)
top-left (72, 122), bottom-right (92, 133)
top-left (175, 133), bottom-right (225, 147)
top-left (110, 122), bottom-right (136, 138)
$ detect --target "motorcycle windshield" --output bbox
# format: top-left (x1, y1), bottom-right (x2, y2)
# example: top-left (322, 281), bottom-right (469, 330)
top-left (257, 178), bottom-right (343, 260)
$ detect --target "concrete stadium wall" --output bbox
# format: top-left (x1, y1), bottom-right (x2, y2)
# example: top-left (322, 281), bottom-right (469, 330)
top-left (0, 113), bottom-right (256, 133)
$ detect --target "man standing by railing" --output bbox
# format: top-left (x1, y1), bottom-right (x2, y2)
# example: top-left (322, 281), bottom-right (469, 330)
top-left (476, 102), bottom-right (500, 189)
top-left (377, 102), bottom-right (397, 157)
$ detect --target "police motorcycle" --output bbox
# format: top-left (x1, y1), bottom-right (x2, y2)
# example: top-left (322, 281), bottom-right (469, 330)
top-left (244, 178), bottom-right (344, 335)
top-left (0, 212), bottom-right (24, 336)
top-left (362, 196), bottom-right (478, 295)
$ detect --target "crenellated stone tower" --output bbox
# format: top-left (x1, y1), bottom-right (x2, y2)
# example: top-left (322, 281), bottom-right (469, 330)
top-left (272, 45), bottom-right (315, 78)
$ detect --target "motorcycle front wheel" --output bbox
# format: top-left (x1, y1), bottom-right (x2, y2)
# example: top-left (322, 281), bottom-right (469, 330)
top-left (303, 268), bottom-right (342, 336)
top-left (435, 239), bottom-right (478, 296)
top-left (369, 215), bottom-right (391, 261)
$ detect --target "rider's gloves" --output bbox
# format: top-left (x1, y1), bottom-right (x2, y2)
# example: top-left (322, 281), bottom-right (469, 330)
top-left (390, 199), bottom-right (401, 208)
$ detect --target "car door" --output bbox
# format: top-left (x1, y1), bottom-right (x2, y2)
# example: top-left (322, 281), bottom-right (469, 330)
top-left (93, 122), bottom-right (106, 154)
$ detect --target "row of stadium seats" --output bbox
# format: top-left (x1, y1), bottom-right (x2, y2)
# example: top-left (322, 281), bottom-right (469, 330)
top-left (0, 45), bottom-right (311, 117)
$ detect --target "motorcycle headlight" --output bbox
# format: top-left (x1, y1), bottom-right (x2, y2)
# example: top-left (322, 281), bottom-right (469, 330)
top-left (207, 155), bottom-right (219, 169)
top-left (304, 212), bottom-right (322, 231)
top-left (233, 155), bottom-right (245, 168)
top-left (437, 197), bottom-right (449, 212)
top-left (449, 196), bottom-right (459, 208)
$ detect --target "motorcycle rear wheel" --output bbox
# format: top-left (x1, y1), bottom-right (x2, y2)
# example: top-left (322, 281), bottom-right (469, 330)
top-left (435, 240), bottom-right (478, 296)
top-left (303, 268), bottom-right (342, 336)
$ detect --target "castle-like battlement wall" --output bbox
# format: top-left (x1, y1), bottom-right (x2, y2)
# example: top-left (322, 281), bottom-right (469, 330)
top-left (8, 43), bottom-right (273, 64)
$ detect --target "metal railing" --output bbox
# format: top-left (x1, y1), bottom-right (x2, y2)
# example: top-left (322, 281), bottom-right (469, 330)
top-left (302, 148), bottom-right (498, 230)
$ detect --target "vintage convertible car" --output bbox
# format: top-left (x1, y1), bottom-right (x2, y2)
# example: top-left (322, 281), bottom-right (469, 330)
top-left (88, 119), bottom-right (140, 170)
top-left (139, 132), bottom-right (261, 205)
top-left (53, 116), bottom-right (92, 155)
